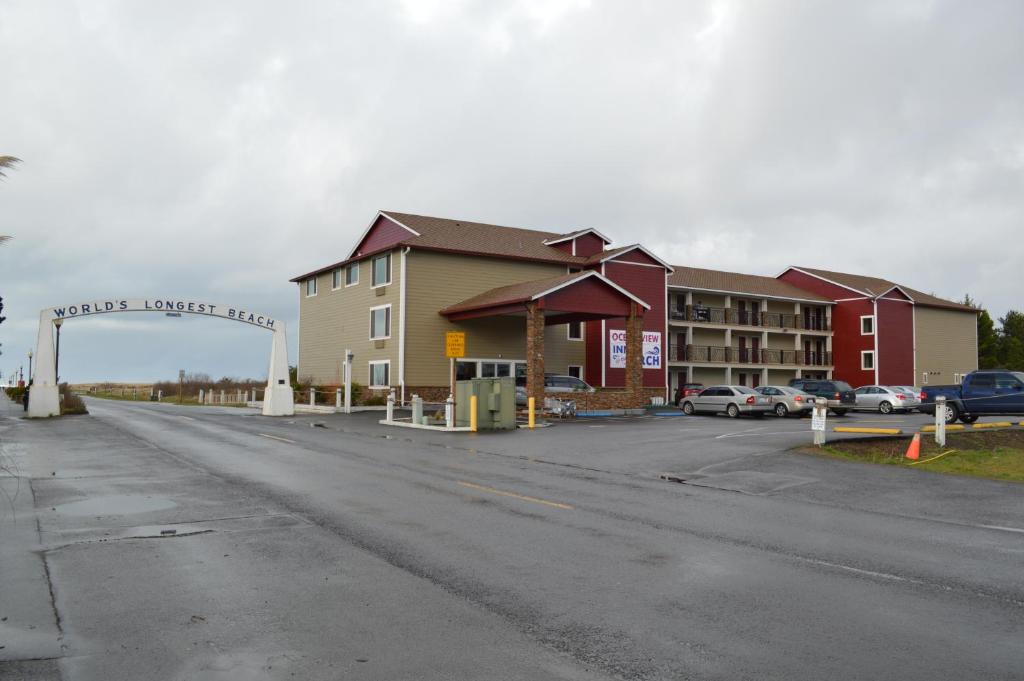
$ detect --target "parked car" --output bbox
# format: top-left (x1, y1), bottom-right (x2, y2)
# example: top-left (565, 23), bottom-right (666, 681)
top-left (853, 385), bottom-right (915, 414)
top-left (787, 378), bottom-right (856, 415)
top-left (921, 370), bottom-right (1024, 424)
top-left (680, 385), bottom-right (772, 418)
top-left (889, 386), bottom-right (922, 411)
top-left (755, 385), bottom-right (815, 417)
top-left (672, 382), bottom-right (704, 406)
top-left (515, 374), bottom-right (596, 406)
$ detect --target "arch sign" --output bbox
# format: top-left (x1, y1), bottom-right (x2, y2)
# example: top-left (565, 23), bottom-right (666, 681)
top-left (28, 298), bottom-right (294, 418)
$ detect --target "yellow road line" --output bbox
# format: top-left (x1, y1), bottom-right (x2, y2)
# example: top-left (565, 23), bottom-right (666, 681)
top-left (259, 433), bottom-right (295, 444)
top-left (833, 427), bottom-right (903, 435)
top-left (972, 422), bottom-right (1013, 430)
top-left (921, 424), bottom-right (964, 432)
top-left (456, 481), bottom-right (573, 510)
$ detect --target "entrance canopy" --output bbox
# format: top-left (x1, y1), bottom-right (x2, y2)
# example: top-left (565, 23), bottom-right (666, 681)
top-left (439, 270), bottom-right (649, 325)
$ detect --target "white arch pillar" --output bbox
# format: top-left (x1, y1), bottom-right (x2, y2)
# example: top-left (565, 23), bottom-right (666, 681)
top-left (262, 326), bottom-right (293, 416)
top-left (28, 310), bottom-right (60, 417)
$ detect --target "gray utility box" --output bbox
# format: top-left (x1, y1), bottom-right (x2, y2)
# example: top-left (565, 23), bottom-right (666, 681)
top-left (455, 377), bottom-right (517, 430)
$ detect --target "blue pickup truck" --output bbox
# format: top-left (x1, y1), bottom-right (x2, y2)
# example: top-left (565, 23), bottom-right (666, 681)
top-left (921, 370), bottom-right (1024, 424)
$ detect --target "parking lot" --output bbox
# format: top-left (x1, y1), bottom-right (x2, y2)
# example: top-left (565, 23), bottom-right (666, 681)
top-left (6, 396), bottom-right (1023, 680)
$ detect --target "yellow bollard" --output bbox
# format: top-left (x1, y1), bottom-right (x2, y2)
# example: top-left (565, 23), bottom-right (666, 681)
top-left (470, 395), bottom-right (478, 432)
top-left (528, 397), bottom-right (535, 429)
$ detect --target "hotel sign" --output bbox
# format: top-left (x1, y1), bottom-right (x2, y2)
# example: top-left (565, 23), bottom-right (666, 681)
top-left (47, 298), bottom-right (278, 330)
top-left (609, 329), bottom-right (661, 369)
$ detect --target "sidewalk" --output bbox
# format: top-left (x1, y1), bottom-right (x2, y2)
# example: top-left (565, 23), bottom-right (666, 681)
top-left (0, 393), bottom-right (63, 679)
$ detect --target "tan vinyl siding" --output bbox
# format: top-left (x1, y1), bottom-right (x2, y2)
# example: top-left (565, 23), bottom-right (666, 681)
top-left (767, 369), bottom-right (798, 385)
top-left (914, 306), bottom-right (978, 384)
top-left (691, 367), bottom-right (728, 385)
top-left (404, 251), bottom-right (586, 386)
top-left (297, 254), bottom-right (401, 387)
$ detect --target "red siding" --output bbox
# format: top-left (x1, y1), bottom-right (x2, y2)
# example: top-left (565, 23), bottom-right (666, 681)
top-left (612, 248), bottom-right (662, 267)
top-left (830, 298), bottom-right (875, 387)
top-left (585, 319), bottom-right (603, 386)
top-left (353, 215), bottom-right (414, 256)
top-left (550, 241), bottom-right (574, 255)
top-left (598, 260), bottom-right (667, 389)
top-left (573, 233), bottom-right (606, 257)
top-left (779, 269), bottom-right (874, 386)
top-left (543, 278), bottom-right (633, 317)
top-left (877, 297), bottom-right (915, 385)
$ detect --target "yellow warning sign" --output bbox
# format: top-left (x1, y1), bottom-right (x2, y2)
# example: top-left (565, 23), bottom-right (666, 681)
top-left (445, 331), bottom-right (466, 358)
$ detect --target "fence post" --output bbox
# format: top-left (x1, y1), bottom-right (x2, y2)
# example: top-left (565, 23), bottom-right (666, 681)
top-left (388, 391), bottom-right (397, 423)
top-left (220, 389), bottom-right (225, 404)
top-left (445, 394), bottom-right (454, 428)
top-left (812, 398), bottom-right (827, 446)
top-left (935, 395), bottom-right (946, 447)
top-left (336, 388), bottom-right (342, 409)
top-left (199, 389), bottom-right (204, 403)
top-left (157, 390), bottom-right (162, 402)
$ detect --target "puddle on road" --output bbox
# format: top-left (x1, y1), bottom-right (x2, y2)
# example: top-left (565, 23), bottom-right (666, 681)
top-left (55, 494), bottom-right (178, 516)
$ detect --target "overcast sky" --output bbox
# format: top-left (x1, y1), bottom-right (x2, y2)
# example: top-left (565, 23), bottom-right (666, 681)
top-left (1, 0), bottom-right (1022, 383)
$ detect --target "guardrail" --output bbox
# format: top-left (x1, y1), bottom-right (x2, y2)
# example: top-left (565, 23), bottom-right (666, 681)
top-left (668, 305), bottom-right (830, 331)
top-left (667, 345), bottom-right (832, 366)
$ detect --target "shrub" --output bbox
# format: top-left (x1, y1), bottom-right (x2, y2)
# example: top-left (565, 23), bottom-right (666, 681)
top-left (59, 383), bottom-right (88, 415)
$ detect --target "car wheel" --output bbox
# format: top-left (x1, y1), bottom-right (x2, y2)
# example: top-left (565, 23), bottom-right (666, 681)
top-left (775, 403), bottom-right (789, 417)
top-left (832, 409), bottom-right (848, 417)
top-left (726, 404), bottom-right (740, 419)
top-left (682, 401), bottom-right (695, 415)
top-left (878, 401), bottom-right (893, 415)
top-left (959, 413), bottom-right (978, 424)
top-left (943, 402), bottom-right (959, 424)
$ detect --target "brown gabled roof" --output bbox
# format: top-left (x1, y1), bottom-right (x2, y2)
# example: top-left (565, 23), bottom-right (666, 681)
top-left (585, 244), bottom-right (674, 271)
top-left (668, 266), bottom-right (833, 303)
top-left (439, 270), bottom-right (649, 316)
top-left (789, 267), bottom-right (976, 312)
top-left (382, 211), bottom-right (589, 265)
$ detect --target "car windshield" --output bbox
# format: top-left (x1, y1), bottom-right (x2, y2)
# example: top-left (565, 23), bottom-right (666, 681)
top-left (1014, 372), bottom-right (1024, 384)
top-left (833, 381), bottom-right (853, 392)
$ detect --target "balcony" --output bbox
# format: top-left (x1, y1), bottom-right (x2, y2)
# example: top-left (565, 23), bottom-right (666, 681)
top-left (667, 344), bottom-right (833, 367)
top-left (668, 305), bottom-right (830, 331)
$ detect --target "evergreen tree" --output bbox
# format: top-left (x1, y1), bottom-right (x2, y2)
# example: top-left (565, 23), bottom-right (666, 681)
top-left (964, 295), bottom-right (1001, 369)
top-left (998, 310), bottom-right (1024, 370)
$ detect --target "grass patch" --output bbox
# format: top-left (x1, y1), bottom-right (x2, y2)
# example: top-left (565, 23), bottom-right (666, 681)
top-left (801, 429), bottom-right (1024, 483)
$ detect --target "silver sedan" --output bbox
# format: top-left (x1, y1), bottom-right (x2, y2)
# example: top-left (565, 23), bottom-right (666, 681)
top-left (853, 385), bottom-right (914, 414)
top-left (681, 385), bottom-right (772, 418)
top-left (755, 385), bottom-right (815, 417)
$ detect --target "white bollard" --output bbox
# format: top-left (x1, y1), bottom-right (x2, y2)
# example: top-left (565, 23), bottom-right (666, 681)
top-left (445, 394), bottom-right (454, 429)
top-left (157, 390), bottom-right (162, 402)
top-left (220, 389), bottom-right (225, 404)
top-left (386, 391), bottom-right (395, 422)
top-left (935, 395), bottom-right (947, 447)
top-left (411, 394), bottom-right (423, 424)
top-left (336, 388), bottom-right (342, 409)
top-left (310, 388), bottom-right (315, 406)
top-left (199, 389), bottom-right (204, 403)
top-left (812, 398), bottom-right (827, 446)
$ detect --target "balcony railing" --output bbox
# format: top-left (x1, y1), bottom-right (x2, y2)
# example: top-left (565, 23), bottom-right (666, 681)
top-left (667, 344), bottom-right (832, 366)
top-left (668, 305), bottom-right (830, 331)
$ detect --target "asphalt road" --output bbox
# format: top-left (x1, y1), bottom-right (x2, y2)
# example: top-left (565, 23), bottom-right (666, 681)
top-left (2, 396), bottom-right (1023, 680)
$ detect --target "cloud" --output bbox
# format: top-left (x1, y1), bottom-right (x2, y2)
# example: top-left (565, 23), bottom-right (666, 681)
top-left (0, 0), bottom-right (1021, 381)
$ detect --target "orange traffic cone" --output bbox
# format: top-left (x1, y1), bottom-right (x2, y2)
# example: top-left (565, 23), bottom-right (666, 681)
top-left (904, 433), bottom-right (921, 460)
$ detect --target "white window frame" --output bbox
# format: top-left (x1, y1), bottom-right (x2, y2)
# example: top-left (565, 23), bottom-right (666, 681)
top-left (861, 350), bottom-right (875, 371)
top-left (305, 277), bottom-right (317, 297)
top-left (371, 253), bottom-right (392, 288)
top-left (567, 320), bottom-right (583, 341)
top-left (567, 365), bottom-right (583, 380)
top-left (369, 304), bottom-right (392, 340)
top-left (345, 263), bottom-right (359, 287)
top-left (860, 315), bottom-right (874, 335)
top-left (331, 269), bottom-right (342, 290)
top-left (368, 360), bottom-right (390, 388)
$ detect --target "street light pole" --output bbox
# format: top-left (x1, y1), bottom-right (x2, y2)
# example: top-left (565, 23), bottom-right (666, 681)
top-left (54, 318), bottom-right (63, 384)
top-left (27, 351), bottom-right (32, 384)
